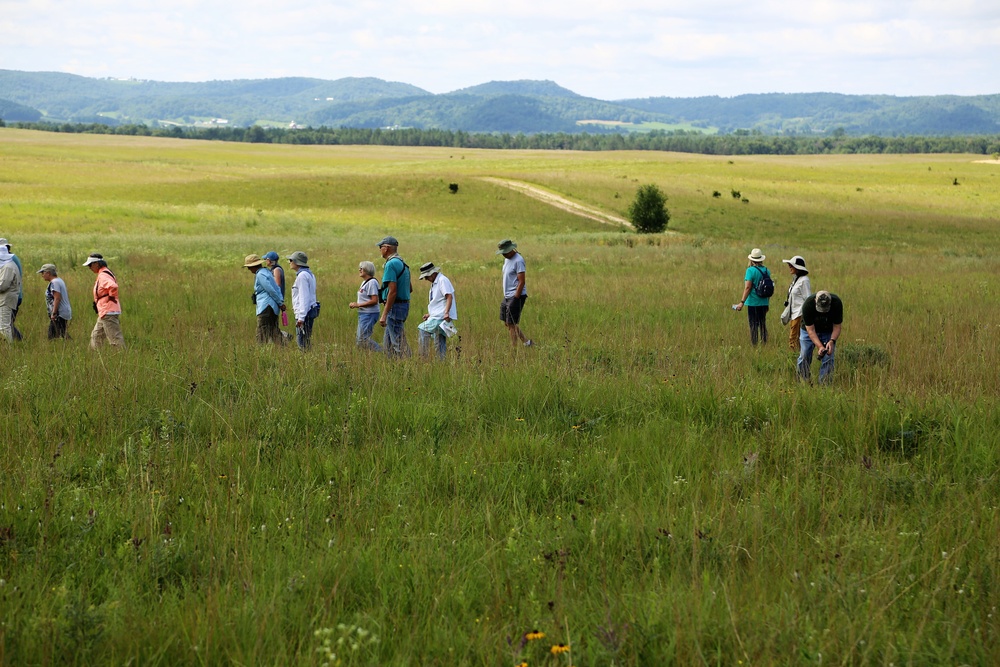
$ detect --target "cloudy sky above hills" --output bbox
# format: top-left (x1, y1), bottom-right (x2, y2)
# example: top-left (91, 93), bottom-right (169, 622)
top-left (2, 0), bottom-right (998, 99)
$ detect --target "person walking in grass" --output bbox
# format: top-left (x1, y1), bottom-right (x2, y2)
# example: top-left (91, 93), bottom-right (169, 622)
top-left (349, 260), bottom-right (382, 352)
top-left (376, 236), bottom-right (412, 357)
top-left (288, 251), bottom-right (319, 351)
top-left (798, 290), bottom-right (843, 384)
top-left (0, 238), bottom-right (24, 341)
top-left (496, 238), bottom-right (532, 348)
top-left (263, 251), bottom-right (286, 300)
top-left (244, 253), bottom-right (285, 345)
top-left (37, 263), bottom-right (72, 339)
top-left (0, 245), bottom-right (21, 343)
top-left (781, 255), bottom-right (812, 352)
top-left (84, 253), bottom-right (125, 349)
top-left (734, 248), bottom-right (773, 346)
top-left (417, 262), bottom-right (457, 360)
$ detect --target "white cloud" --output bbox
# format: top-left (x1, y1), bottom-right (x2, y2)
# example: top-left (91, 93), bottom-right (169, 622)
top-left (0, 0), bottom-right (997, 97)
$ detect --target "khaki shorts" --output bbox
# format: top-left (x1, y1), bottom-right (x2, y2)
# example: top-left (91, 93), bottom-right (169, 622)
top-left (91, 314), bottom-right (125, 349)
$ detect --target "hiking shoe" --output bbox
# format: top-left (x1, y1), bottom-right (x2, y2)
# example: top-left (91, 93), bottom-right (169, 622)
top-left (523, 339), bottom-right (533, 347)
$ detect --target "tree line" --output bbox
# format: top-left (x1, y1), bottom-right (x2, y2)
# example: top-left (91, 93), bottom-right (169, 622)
top-left (3, 119), bottom-right (1000, 156)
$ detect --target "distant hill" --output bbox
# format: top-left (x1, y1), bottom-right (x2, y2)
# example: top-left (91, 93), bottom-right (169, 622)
top-left (2, 70), bottom-right (999, 136)
top-left (449, 80), bottom-right (581, 98)
top-left (618, 92), bottom-right (1000, 135)
top-left (0, 97), bottom-right (41, 122)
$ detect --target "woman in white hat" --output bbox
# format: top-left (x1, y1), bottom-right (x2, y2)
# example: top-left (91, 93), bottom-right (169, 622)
top-left (781, 255), bottom-right (812, 352)
top-left (735, 248), bottom-right (773, 346)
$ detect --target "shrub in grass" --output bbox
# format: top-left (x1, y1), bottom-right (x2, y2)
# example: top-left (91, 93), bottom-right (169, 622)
top-left (626, 184), bottom-right (670, 233)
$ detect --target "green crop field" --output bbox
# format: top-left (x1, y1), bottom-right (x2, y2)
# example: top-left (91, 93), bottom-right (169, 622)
top-left (0, 128), bottom-right (998, 665)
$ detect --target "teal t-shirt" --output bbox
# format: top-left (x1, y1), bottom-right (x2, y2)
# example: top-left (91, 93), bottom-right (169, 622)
top-left (743, 265), bottom-right (771, 307)
top-left (381, 257), bottom-right (412, 301)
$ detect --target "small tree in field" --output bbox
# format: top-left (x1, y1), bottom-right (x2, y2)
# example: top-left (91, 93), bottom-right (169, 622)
top-left (627, 184), bottom-right (670, 233)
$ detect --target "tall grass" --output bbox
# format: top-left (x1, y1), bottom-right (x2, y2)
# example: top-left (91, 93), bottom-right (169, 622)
top-left (0, 129), bottom-right (998, 665)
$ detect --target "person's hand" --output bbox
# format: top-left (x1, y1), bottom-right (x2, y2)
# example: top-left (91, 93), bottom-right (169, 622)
top-left (735, 303), bottom-right (744, 312)
top-left (297, 320), bottom-right (304, 328)
top-left (378, 316), bottom-right (387, 327)
top-left (422, 313), bottom-right (429, 321)
top-left (279, 304), bottom-right (286, 312)
top-left (349, 302), bottom-right (358, 309)
top-left (444, 316), bottom-right (451, 322)
top-left (825, 340), bottom-right (835, 355)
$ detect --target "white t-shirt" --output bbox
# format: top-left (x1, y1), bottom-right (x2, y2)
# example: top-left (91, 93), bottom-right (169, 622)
top-left (46, 277), bottom-right (73, 320)
top-left (357, 277), bottom-right (380, 314)
top-left (427, 274), bottom-right (457, 320)
top-left (502, 253), bottom-right (527, 299)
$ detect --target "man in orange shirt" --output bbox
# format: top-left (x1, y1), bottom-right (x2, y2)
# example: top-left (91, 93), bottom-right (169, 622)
top-left (83, 253), bottom-right (125, 349)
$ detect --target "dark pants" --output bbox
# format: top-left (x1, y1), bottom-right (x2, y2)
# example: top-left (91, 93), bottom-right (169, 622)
top-left (296, 314), bottom-right (316, 350)
top-left (10, 305), bottom-right (22, 341)
top-left (747, 305), bottom-right (768, 346)
top-left (256, 309), bottom-right (282, 345)
top-left (48, 317), bottom-right (69, 340)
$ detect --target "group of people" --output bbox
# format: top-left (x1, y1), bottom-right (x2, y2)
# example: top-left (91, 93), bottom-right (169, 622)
top-left (244, 236), bottom-right (533, 358)
top-left (0, 237), bottom-right (124, 349)
top-left (734, 248), bottom-right (844, 383)
top-left (2, 234), bottom-right (846, 382)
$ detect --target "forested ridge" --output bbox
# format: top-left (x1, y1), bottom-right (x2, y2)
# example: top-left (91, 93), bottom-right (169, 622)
top-left (2, 70), bottom-right (1000, 136)
top-left (5, 120), bottom-right (1000, 156)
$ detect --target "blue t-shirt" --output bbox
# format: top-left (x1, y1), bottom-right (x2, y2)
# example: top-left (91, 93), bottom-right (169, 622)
top-left (380, 257), bottom-right (411, 302)
top-left (743, 265), bottom-right (771, 307)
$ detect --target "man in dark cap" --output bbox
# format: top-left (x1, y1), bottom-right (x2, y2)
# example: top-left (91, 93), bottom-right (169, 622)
top-left (798, 290), bottom-right (843, 384)
top-left (376, 236), bottom-right (412, 357)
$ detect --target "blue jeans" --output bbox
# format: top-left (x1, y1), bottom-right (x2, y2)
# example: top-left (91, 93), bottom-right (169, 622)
top-left (356, 311), bottom-right (382, 351)
top-left (296, 313), bottom-right (316, 350)
top-left (382, 301), bottom-right (410, 357)
top-left (418, 327), bottom-right (447, 360)
top-left (798, 328), bottom-right (835, 383)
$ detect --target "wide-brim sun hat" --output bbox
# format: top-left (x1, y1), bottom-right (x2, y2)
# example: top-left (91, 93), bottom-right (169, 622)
top-left (418, 262), bottom-right (439, 280)
top-left (243, 253), bottom-right (264, 267)
top-left (782, 255), bottom-right (808, 273)
top-left (496, 239), bottom-right (517, 255)
top-left (747, 248), bottom-right (765, 262)
top-left (287, 251), bottom-right (309, 267)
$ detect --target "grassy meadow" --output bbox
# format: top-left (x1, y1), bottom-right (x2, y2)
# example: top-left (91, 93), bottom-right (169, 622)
top-left (0, 128), bottom-right (999, 665)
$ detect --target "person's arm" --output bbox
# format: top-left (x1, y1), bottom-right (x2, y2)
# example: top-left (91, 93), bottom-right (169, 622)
top-left (805, 324), bottom-right (825, 351)
top-left (824, 323), bottom-right (842, 355)
top-left (736, 280), bottom-right (753, 311)
top-left (514, 272), bottom-right (525, 299)
top-left (103, 273), bottom-right (119, 303)
top-left (443, 293), bottom-right (453, 322)
top-left (379, 282), bottom-right (397, 326)
top-left (50, 290), bottom-right (62, 320)
top-left (261, 272), bottom-right (284, 310)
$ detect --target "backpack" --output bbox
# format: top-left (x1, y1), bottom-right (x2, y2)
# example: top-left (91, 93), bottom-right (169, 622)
top-left (753, 266), bottom-right (774, 299)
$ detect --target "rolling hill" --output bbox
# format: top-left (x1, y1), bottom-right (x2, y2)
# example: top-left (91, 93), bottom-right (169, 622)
top-left (1, 70), bottom-right (999, 136)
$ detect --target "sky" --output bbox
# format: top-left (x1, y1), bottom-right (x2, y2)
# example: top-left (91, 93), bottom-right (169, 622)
top-left (2, 0), bottom-right (999, 99)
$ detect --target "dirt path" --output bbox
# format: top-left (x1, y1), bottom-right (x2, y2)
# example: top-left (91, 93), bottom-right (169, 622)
top-left (480, 177), bottom-right (634, 229)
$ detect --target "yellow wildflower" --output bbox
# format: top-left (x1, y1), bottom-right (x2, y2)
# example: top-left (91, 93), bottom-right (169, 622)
top-left (550, 643), bottom-right (570, 655)
top-left (525, 630), bottom-right (545, 641)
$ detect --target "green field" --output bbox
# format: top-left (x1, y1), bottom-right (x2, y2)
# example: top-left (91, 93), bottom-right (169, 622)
top-left (0, 128), bottom-right (998, 665)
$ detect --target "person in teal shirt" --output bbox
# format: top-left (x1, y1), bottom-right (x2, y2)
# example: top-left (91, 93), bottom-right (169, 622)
top-left (244, 253), bottom-right (285, 344)
top-left (376, 236), bottom-right (411, 357)
top-left (734, 248), bottom-right (772, 345)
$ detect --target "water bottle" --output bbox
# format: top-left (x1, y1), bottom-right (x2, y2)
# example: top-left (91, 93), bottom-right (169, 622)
top-left (281, 311), bottom-right (288, 327)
